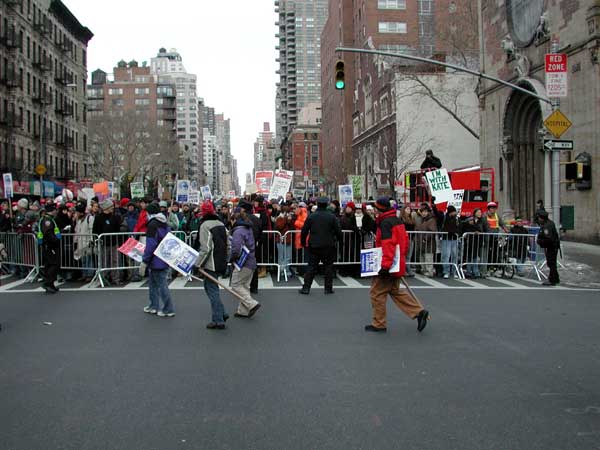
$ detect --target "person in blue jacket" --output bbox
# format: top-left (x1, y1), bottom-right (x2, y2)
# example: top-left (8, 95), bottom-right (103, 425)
top-left (140, 202), bottom-right (175, 317)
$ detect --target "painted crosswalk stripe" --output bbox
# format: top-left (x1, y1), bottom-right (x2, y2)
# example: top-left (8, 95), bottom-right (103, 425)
top-left (336, 274), bottom-right (365, 288)
top-left (169, 277), bottom-right (189, 290)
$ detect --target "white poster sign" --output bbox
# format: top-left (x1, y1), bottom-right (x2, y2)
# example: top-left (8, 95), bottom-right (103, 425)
top-left (188, 190), bottom-right (200, 205)
top-left (130, 182), bottom-right (145, 199)
top-left (338, 184), bottom-right (354, 208)
top-left (268, 170), bottom-right (294, 200)
top-left (154, 232), bottom-right (199, 277)
top-left (3, 173), bottom-right (13, 198)
top-left (200, 185), bottom-right (212, 200)
top-left (176, 180), bottom-right (190, 203)
top-left (447, 190), bottom-right (465, 214)
top-left (360, 246), bottom-right (400, 277)
top-left (425, 169), bottom-right (453, 204)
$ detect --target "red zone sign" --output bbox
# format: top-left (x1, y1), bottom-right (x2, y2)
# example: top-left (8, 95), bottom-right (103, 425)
top-left (545, 54), bottom-right (568, 98)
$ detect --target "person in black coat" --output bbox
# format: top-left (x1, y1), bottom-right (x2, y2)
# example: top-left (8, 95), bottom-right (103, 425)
top-left (536, 210), bottom-right (560, 286)
top-left (239, 199), bottom-right (262, 293)
top-left (299, 197), bottom-right (343, 295)
top-left (509, 216), bottom-right (530, 275)
top-left (420, 150), bottom-right (442, 170)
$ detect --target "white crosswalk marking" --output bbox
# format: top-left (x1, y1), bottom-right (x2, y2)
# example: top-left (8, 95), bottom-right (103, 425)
top-left (337, 274), bottom-right (365, 288)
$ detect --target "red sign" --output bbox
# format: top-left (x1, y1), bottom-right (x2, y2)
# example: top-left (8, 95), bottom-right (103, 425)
top-left (545, 54), bottom-right (567, 72)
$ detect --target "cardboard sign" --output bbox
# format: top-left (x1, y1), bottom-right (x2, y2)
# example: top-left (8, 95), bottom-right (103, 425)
top-left (176, 180), bottom-right (190, 203)
top-left (360, 246), bottom-right (400, 277)
top-left (268, 169), bottom-right (294, 200)
top-left (338, 184), bottom-right (354, 208)
top-left (254, 171), bottom-right (273, 195)
top-left (154, 232), bottom-right (199, 277)
top-left (43, 181), bottom-right (55, 197)
top-left (447, 190), bottom-right (465, 214)
top-left (227, 190), bottom-right (236, 198)
top-left (188, 190), bottom-right (200, 205)
top-left (348, 175), bottom-right (364, 199)
top-left (118, 237), bottom-right (146, 263)
top-left (425, 169), bottom-right (453, 204)
top-left (130, 182), bottom-right (145, 199)
top-left (293, 189), bottom-right (305, 200)
top-left (3, 173), bottom-right (13, 198)
top-left (93, 182), bottom-right (110, 201)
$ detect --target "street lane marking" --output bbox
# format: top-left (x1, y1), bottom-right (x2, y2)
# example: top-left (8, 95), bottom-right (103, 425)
top-left (414, 274), bottom-right (447, 288)
top-left (0, 278), bottom-right (30, 291)
top-left (337, 274), bottom-right (365, 288)
top-left (169, 277), bottom-right (189, 290)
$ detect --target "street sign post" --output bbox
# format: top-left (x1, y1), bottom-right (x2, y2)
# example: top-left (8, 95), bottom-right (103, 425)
top-left (544, 139), bottom-right (573, 151)
top-left (543, 109), bottom-right (572, 139)
top-left (545, 53), bottom-right (568, 98)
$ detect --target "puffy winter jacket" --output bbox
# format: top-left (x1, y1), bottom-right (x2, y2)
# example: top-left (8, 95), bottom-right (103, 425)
top-left (293, 207), bottom-right (308, 249)
top-left (195, 214), bottom-right (229, 274)
top-left (142, 214), bottom-right (171, 270)
top-left (301, 206), bottom-right (343, 249)
top-left (376, 209), bottom-right (409, 278)
top-left (230, 219), bottom-right (257, 270)
top-left (133, 209), bottom-right (148, 233)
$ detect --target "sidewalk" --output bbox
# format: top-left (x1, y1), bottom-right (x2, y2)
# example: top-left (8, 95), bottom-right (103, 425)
top-left (557, 241), bottom-right (600, 288)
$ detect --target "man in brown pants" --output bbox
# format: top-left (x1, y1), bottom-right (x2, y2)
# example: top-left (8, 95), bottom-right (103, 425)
top-left (365, 197), bottom-right (430, 333)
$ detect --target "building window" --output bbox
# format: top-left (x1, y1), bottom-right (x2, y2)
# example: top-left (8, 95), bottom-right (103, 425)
top-left (419, 0), bottom-right (433, 14)
top-left (108, 88), bottom-right (123, 95)
top-left (378, 0), bottom-right (406, 9)
top-left (112, 99), bottom-right (124, 107)
top-left (134, 87), bottom-right (150, 95)
top-left (135, 99), bottom-right (150, 106)
top-left (378, 22), bottom-right (407, 34)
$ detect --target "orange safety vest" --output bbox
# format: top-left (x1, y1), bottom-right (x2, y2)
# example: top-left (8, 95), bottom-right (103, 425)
top-left (487, 213), bottom-right (499, 230)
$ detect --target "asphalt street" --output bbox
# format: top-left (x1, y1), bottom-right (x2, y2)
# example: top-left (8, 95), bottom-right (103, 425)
top-left (1, 287), bottom-right (599, 450)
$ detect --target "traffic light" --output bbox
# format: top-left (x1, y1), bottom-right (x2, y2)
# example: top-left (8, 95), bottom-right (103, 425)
top-left (335, 60), bottom-right (345, 90)
top-left (564, 152), bottom-right (592, 190)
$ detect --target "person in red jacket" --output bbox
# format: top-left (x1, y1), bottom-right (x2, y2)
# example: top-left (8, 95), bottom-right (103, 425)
top-left (365, 197), bottom-right (429, 333)
top-left (133, 198), bottom-right (149, 235)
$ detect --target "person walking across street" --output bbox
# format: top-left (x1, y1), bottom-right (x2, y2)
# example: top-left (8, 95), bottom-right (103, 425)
top-left (299, 197), bottom-right (343, 295)
top-left (38, 203), bottom-right (61, 294)
top-left (230, 207), bottom-right (262, 319)
top-left (195, 200), bottom-right (230, 329)
top-left (366, 197), bottom-right (429, 333)
top-left (536, 210), bottom-right (561, 286)
top-left (141, 203), bottom-right (175, 317)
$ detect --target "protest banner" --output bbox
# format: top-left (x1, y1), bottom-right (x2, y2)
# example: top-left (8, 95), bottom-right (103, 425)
top-left (130, 182), bottom-right (145, 199)
top-left (200, 185), bottom-right (212, 200)
top-left (188, 190), bottom-right (200, 205)
top-left (447, 190), bottom-right (465, 214)
top-left (360, 246), bottom-right (400, 277)
top-left (93, 181), bottom-right (110, 201)
top-left (348, 175), bottom-right (364, 200)
top-left (118, 237), bottom-right (146, 263)
top-left (425, 169), bottom-right (453, 204)
top-left (107, 182), bottom-right (115, 199)
top-left (43, 181), bottom-right (55, 197)
top-left (245, 183), bottom-right (258, 195)
top-left (153, 232), bottom-right (199, 277)
top-left (176, 180), bottom-right (190, 203)
top-left (2, 173), bottom-right (13, 198)
top-left (233, 245), bottom-right (251, 271)
top-left (227, 190), bottom-right (236, 198)
top-left (254, 171), bottom-right (273, 195)
top-left (268, 169), bottom-right (294, 200)
top-left (338, 184), bottom-right (354, 208)
top-left (293, 189), bottom-right (305, 200)
top-left (31, 181), bottom-right (42, 197)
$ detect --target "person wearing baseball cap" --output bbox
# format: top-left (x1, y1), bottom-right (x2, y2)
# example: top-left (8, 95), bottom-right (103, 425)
top-left (366, 197), bottom-right (429, 333)
top-left (535, 209), bottom-right (561, 286)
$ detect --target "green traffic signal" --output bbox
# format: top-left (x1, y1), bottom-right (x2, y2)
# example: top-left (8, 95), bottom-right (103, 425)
top-left (335, 60), bottom-right (345, 90)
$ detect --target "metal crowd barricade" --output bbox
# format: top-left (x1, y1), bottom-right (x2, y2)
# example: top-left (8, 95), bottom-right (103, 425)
top-left (256, 230), bottom-right (282, 281)
top-left (92, 232), bottom-right (145, 287)
top-left (407, 231), bottom-right (464, 279)
top-left (336, 230), bottom-right (362, 265)
top-left (0, 232), bottom-right (39, 281)
top-left (460, 232), bottom-right (543, 280)
top-left (57, 233), bottom-right (99, 278)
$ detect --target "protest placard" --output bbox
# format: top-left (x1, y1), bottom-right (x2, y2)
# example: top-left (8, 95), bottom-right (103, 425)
top-left (176, 180), bottom-right (190, 203)
top-left (2, 173), bottom-right (13, 198)
top-left (348, 175), bottom-right (364, 200)
top-left (118, 237), bottom-right (146, 263)
top-left (227, 190), bottom-right (236, 198)
top-left (447, 190), bottom-right (465, 214)
top-left (130, 182), bottom-right (145, 199)
top-left (153, 232), bottom-right (199, 277)
top-left (188, 190), bottom-right (200, 205)
top-left (93, 181), bottom-right (110, 201)
top-left (425, 169), bottom-right (453, 204)
top-left (360, 246), bottom-right (400, 277)
top-left (200, 185), bottom-right (212, 200)
top-left (254, 171), bottom-right (273, 195)
top-left (233, 245), bottom-right (251, 271)
top-left (268, 169), bottom-right (294, 200)
top-left (338, 184), bottom-right (354, 208)
top-left (293, 189), bottom-right (305, 200)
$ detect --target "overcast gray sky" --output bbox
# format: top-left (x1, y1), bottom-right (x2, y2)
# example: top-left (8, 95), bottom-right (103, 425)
top-left (65, 0), bottom-right (278, 188)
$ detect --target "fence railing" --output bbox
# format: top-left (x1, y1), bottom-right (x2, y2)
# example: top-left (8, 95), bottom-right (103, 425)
top-left (0, 229), bottom-right (549, 287)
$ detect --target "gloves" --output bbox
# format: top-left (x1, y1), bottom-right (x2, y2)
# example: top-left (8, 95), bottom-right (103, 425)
top-left (378, 268), bottom-right (390, 277)
top-left (139, 262), bottom-right (147, 277)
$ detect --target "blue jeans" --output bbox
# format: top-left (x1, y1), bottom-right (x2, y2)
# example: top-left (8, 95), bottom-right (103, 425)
top-left (148, 269), bottom-right (174, 313)
top-left (466, 257), bottom-right (481, 277)
top-left (204, 269), bottom-right (227, 324)
top-left (441, 240), bottom-right (458, 276)
top-left (82, 254), bottom-right (95, 278)
top-left (277, 242), bottom-right (292, 276)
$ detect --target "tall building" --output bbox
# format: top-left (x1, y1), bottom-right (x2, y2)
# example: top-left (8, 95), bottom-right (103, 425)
top-left (275, 0), bottom-right (328, 150)
top-left (0, 0), bottom-right (93, 185)
top-left (202, 131), bottom-right (217, 194)
top-left (253, 122), bottom-right (277, 173)
top-left (87, 61), bottom-right (178, 181)
top-left (150, 48), bottom-right (200, 182)
top-left (215, 113), bottom-right (232, 194)
top-left (479, 0), bottom-right (600, 242)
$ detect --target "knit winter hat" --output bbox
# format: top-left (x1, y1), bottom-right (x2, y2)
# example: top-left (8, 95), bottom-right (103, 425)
top-left (346, 201), bottom-right (356, 210)
top-left (120, 198), bottom-right (130, 208)
top-left (447, 205), bottom-right (457, 214)
top-left (375, 197), bottom-right (391, 211)
top-left (146, 203), bottom-right (160, 215)
top-left (17, 198), bottom-right (29, 209)
top-left (201, 200), bottom-right (216, 216)
top-left (100, 199), bottom-right (114, 211)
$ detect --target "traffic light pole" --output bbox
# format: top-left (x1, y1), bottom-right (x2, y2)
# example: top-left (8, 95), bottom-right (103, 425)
top-left (549, 40), bottom-right (561, 229)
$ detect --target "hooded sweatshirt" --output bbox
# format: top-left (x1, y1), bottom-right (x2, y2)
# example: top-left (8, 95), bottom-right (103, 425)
top-left (142, 213), bottom-right (171, 270)
top-left (230, 218), bottom-right (257, 270)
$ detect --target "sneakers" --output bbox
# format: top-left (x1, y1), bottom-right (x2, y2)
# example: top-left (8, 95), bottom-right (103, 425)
top-left (157, 311), bottom-right (175, 317)
top-left (364, 325), bottom-right (387, 333)
top-left (416, 309), bottom-right (429, 332)
top-left (143, 306), bottom-right (158, 314)
top-left (443, 274), bottom-right (449, 279)
top-left (206, 322), bottom-right (226, 330)
top-left (248, 304), bottom-right (261, 317)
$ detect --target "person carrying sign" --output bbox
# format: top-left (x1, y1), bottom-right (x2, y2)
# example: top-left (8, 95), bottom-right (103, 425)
top-left (366, 197), bottom-right (429, 333)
